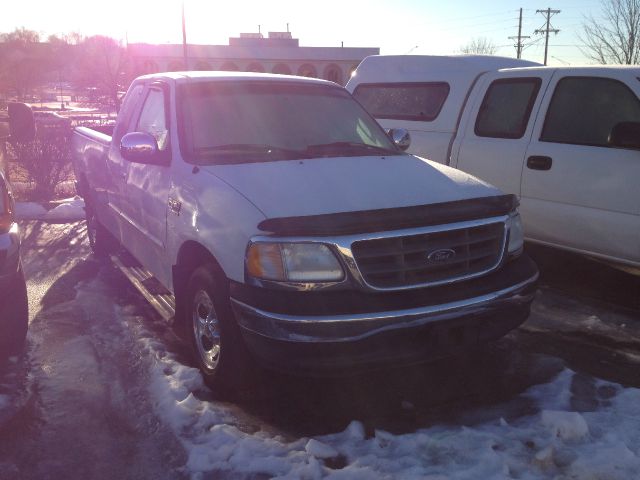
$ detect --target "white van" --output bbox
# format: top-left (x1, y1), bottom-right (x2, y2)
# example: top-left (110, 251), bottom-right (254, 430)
top-left (347, 56), bottom-right (640, 270)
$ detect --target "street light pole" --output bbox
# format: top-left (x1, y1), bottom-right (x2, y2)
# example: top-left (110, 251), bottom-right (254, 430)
top-left (182, 1), bottom-right (188, 69)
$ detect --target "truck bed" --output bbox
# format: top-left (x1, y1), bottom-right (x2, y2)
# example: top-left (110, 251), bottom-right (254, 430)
top-left (71, 126), bottom-right (113, 199)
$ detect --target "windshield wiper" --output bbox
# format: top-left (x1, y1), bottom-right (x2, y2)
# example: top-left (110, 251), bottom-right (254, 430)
top-left (194, 144), bottom-right (307, 161)
top-left (195, 143), bottom-right (304, 155)
top-left (304, 141), bottom-right (399, 156)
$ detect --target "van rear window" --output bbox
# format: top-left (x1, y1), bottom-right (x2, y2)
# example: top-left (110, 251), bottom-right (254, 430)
top-left (353, 82), bottom-right (450, 121)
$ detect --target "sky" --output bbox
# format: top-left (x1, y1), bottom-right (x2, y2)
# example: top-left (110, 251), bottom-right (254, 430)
top-left (2, 0), bottom-right (606, 66)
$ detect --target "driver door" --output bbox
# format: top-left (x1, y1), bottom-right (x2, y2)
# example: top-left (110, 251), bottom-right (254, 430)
top-left (124, 82), bottom-right (174, 285)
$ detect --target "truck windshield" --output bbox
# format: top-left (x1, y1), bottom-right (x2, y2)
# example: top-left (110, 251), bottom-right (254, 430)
top-left (178, 81), bottom-right (401, 164)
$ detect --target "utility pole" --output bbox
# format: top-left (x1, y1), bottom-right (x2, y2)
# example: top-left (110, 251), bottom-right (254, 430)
top-left (509, 8), bottom-right (530, 59)
top-left (535, 7), bottom-right (560, 66)
top-left (182, 1), bottom-right (188, 69)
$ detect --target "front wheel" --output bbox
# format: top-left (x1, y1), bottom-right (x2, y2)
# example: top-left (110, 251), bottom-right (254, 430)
top-left (185, 265), bottom-right (253, 395)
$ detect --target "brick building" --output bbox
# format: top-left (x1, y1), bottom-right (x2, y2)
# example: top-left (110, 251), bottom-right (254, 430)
top-left (128, 31), bottom-right (379, 86)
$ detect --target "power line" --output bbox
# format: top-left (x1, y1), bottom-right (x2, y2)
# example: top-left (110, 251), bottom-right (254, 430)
top-left (535, 8), bottom-right (561, 65)
top-left (421, 10), bottom-right (519, 27)
top-left (435, 17), bottom-right (518, 34)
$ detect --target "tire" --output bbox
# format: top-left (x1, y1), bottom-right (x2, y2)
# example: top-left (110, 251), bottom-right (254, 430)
top-left (185, 264), bottom-right (254, 395)
top-left (85, 197), bottom-right (118, 257)
top-left (0, 267), bottom-right (28, 358)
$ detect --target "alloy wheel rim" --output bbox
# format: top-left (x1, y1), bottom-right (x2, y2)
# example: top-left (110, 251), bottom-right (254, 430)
top-left (192, 289), bottom-right (221, 371)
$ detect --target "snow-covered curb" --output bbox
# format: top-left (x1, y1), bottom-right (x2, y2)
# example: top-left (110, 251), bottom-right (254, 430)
top-left (15, 196), bottom-right (85, 222)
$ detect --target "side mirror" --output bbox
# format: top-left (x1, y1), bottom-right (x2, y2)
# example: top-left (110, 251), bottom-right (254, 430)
top-left (608, 121), bottom-right (640, 149)
top-left (387, 128), bottom-right (411, 151)
top-left (8, 102), bottom-right (35, 143)
top-left (120, 132), bottom-right (164, 164)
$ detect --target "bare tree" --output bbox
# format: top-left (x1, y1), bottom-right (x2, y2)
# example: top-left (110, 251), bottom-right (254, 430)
top-left (581, 0), bottom-right (640, 64)
top-left (0, 28), bottom-right (47, 100)
top-left (73, 36), bottom-right (128, 112)
top-left (460, 37), bottom-right (498, 55)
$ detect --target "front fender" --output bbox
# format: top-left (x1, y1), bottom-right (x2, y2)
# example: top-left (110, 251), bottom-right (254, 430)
top-left (166, 169), bottom-right (266, 286)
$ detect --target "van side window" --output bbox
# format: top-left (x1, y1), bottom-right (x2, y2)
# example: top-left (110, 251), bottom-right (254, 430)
top-left (474, 78), bottom-right (541, 139)
top-left (541, 77), bottom-right (640, 147)
top-left (136, 88), bottom-right (169, 151)
top-left (353, 82), bottom-right (449, 121)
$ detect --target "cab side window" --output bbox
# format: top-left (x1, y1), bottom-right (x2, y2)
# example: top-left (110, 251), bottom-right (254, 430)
top-left (541, 77), bottom-right (640, 147)
top-left (113, 84), bottom-right (144, 143)
top-left (475, 78), bottom-right (541, 139)
top-left (136, 88), bottom-right (169, 151)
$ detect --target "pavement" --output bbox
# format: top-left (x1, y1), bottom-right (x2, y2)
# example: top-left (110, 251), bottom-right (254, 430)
top-left (518, 244), bottom-right (640, 389)
top-left (0, 222), bottom-right (187, 480)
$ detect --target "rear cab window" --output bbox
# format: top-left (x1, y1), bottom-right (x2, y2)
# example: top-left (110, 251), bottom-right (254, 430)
top-left (474, 78), bottom-right (541, 139)
top-left (352, 82), bottom-right (450, 121)
top-left (540, 76), bottom-right (640, 147)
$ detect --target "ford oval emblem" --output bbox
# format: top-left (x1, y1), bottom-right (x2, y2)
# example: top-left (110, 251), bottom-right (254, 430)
top-left (427, 248), bottom-right (456, 263)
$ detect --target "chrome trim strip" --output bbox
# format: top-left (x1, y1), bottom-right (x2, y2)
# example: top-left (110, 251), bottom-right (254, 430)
top-left (231, 271), bottom-right (538, 343)
top-left (249, 215), bottom-right (509, 292)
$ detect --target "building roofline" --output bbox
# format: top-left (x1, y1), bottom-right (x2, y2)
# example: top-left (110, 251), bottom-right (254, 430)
top-left (128, 42), bottom-right (380, 61)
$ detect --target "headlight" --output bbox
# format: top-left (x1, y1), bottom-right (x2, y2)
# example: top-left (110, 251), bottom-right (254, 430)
top-left (247, 242), bottom-right (344, 282)
top-left (507, 211), bottom-right (524, 255)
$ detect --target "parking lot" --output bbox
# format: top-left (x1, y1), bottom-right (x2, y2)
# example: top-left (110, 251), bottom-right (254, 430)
top-left (0, 219), bottom-right (638, 479)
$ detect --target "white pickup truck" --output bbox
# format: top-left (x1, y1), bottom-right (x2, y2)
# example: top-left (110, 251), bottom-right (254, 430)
top-left (72, 72), bottom-right (538, 392)
top-left (347, 55), bottom-right (640, 270)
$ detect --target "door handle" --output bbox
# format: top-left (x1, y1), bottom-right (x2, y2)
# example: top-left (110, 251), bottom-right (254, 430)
top-left (527, 155), bottom-right (553, 171)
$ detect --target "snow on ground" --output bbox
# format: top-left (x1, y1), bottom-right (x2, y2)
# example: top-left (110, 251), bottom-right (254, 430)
top-left (14, 201), bottom-right (47, 220)
top-left (115, 308), bottom-right (640, 479)
top-left (15, 197), bottom-right (85, 222)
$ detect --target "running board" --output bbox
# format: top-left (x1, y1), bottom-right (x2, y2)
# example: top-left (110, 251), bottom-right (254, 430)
top-left (111, 253), bottom-right (176, 322)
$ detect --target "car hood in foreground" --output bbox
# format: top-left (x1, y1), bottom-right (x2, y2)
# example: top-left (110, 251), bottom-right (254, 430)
top-left (204, 154), bottom-right (502, 219)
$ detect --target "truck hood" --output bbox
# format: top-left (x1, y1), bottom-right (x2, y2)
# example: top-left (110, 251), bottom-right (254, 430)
top-left (205, 154), bottom-right (502, 219)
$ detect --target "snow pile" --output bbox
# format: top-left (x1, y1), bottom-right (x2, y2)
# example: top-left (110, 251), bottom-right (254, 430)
top-left (145, 357), bottom-right (311, 476)
top-left (116, 306), bottom-right (640, 479)
top-left (540, 410), bottom-right (589, 441)
top-left (305, 439), bottom-right (339, 459)
top-left (42, 196), bottom-right (85, 222)
top-left (14, 202), bottom-right (47, 220)
top-left (15, 196), bottom-right (85, 222)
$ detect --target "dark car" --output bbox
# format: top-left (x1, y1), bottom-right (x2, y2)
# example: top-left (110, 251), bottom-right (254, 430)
top-left (0, 169), bottom-right (28, 357)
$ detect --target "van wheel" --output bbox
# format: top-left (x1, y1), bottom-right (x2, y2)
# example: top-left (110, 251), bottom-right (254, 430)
top-left (186, 265), bottom-right (253, 395)
top-left (85, 200), bottom-right (117, 257)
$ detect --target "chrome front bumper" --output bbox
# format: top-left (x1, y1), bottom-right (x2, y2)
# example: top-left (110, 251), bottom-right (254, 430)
top-left (231, 271), bottom-right (538, 344)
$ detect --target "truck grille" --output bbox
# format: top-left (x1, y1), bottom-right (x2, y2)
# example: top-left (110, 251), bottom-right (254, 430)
top-left (351, 222), bottom-right (505, 289)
